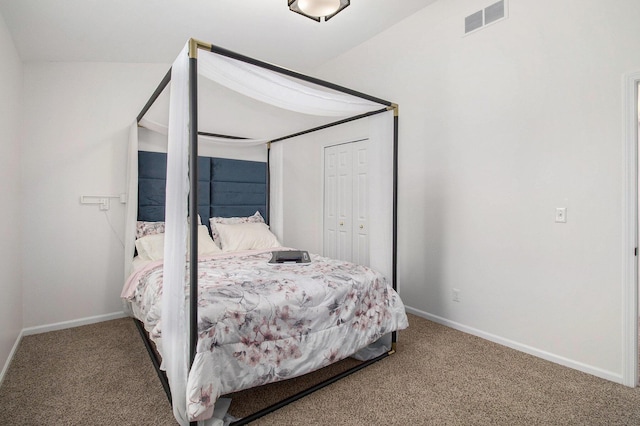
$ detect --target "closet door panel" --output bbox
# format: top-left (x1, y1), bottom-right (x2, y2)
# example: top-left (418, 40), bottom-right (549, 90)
top-left (323, 147), bottom-right (338, 259)
top-left (336, 147), bottom-right (353, 262)
top-left (323, 141), bottom-right (369, 265)
top-left (352, 141), bottom-right (369, 266)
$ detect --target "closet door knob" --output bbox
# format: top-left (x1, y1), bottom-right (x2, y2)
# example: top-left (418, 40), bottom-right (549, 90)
top-left (339, 222), bottom-right (344, 226)
top-left (359, 225), bottom-right (364, 229)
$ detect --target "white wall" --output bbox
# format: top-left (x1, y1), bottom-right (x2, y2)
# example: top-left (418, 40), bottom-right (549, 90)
top-left (0, 10), bottom-right (23, 378)
top-left (21, 62), bottom-right (169, 327)
top-left (315, 0), bottom-right (640, 381)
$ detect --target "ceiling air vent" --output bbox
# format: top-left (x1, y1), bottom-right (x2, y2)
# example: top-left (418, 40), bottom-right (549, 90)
top-left (464, 0), bottom-right (507, 35)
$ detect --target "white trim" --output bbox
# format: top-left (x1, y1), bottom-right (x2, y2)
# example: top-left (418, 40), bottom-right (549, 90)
top-left (21, 311), bottom-right (128, 336)
top-left (405, 306), bottom-right (623, 384)
top-left (622, 71), bottom-right (640, 387)
top-left (0, 329), bottom-right (24, 386)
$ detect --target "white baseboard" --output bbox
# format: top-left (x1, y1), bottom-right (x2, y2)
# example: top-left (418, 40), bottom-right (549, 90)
top-left (3, 308), bottom-right (624, 388)
top-left (1, 311), bottom-right (128, 385)
top-left (0, 329), bottom-right (24, 387)
top-left (21, 311), bottom-right (128, 336)
top-left (404, 306), bottom-right (623, 385)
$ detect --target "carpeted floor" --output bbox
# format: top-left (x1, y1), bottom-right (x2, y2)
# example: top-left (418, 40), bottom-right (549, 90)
top-left (2, 314), bottom-right (640, 425)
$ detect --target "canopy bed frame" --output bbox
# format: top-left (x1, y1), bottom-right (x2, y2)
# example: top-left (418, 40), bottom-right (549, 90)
top-left (133, 38), bottom-right (400, 426)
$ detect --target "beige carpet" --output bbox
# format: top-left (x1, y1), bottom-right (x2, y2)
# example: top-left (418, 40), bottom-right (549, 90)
top-left (2, 314), bottom-right (640, 425)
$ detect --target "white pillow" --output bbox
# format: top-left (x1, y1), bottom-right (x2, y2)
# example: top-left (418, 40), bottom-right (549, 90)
top-left (134, 225), bottom-right (221, 260)
top-left (135, 233), bottom-right (165, 261)
top-left (196, 225), bottom-right (222, 256)
top-left (209, 211), bottom-right (265, 248)
top-left (216, 222), bottom-right (281, 252)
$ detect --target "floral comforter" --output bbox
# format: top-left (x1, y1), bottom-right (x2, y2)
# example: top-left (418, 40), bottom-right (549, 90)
top-left (122, 248), bottom-right (408, 421)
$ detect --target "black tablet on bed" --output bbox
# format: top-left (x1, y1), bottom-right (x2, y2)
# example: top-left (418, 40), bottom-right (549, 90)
top-left (268, 250), bottom-right (311, 264)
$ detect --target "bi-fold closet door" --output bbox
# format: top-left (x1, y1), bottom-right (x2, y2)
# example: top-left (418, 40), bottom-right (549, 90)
top-left (323, 140), bottom-right (369, 266)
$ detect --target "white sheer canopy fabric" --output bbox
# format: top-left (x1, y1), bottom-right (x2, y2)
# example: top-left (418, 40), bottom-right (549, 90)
top-left (267, 141), bottom-right (284, 242)
top-left (163, 43), bottom-right (191, 426)
top-left (367, 110), bottom-right (394, 281)
top-left (125, 40), bottom-right (395, 425)
top-left (124, 122), bottom-right (138, 281)
top-left (197, 52), bottom-right (383, 117)
top-left (138, 117), bottom-right (269, 147)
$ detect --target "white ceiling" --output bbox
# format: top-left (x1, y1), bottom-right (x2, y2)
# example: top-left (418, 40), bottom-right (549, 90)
top-left (0, 0), bottom-right (438, 71)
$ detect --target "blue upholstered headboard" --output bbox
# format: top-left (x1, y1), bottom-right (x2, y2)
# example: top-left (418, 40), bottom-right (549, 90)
top-left (137, 151), bottom-right (267, 226)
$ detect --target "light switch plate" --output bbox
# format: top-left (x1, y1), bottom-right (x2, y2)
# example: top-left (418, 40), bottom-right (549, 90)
top-left (555, 207), bottom-right (567, 223)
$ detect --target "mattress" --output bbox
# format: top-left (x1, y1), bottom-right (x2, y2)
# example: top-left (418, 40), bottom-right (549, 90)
top-left (122, 248), bottom-right (408, 421)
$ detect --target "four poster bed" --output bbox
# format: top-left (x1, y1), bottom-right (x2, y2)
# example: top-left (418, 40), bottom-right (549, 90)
top-left (121, 39), bottom-right (407, 425)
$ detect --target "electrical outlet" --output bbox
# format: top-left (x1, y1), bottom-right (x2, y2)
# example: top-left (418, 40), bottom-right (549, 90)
top-left (452, 288), bottom-right (460, 302)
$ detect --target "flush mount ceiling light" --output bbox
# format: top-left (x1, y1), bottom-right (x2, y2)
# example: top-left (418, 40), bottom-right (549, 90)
top-left (288, 0), bottom-right (350, 22)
